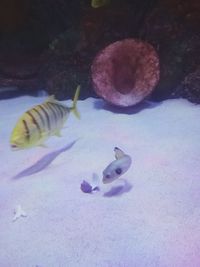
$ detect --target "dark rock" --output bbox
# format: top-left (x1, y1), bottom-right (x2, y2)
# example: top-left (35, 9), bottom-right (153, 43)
top-left (0, 0), bottom-right (80, 95)
top-left (0, 53), bottom-right (44, 91)
top-left (38, 49), bottom-right (95, 100)
top-left (172, 67), bottom-right (200, 104)
top-left (142, 0), bottom-right (200, 101)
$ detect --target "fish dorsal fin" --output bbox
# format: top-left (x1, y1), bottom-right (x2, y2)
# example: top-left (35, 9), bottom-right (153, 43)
top-left (45, 95), bottom-right (67, 108)
top-left (114, 147), bottom-right (125, 159)
top-left (45, 95), bottom-right (57, 103)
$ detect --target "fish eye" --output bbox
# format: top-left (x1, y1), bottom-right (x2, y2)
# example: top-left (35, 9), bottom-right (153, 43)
top-left (11, 144), bottom-right (17, 148)
top-left (11, 144), bottom-right (19, 150)
top-left (115, 168), bottom-right (122, 175)
top-left (106, 174), bottom-right (111, 179)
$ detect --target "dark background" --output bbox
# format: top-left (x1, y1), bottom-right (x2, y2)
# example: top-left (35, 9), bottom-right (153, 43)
top-left (0, 0), bottom-right (199, 103)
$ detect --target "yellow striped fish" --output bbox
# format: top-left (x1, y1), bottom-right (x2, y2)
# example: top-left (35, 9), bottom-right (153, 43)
top-left (10, 85), bottom-right (80, 150)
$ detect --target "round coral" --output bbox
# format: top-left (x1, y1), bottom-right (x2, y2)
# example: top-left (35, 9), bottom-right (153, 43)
top-left (91, 39), bottom-right (160, 107)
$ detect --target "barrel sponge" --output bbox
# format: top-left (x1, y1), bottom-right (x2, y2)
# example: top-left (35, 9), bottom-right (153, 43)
top-left (91, 39), bottom-right (160, 107)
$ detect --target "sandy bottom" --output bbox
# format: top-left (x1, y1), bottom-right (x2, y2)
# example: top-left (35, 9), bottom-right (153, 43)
top-left (0, 96), bottom-right (200, 267)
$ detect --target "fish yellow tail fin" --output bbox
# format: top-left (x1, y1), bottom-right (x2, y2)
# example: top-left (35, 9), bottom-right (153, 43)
top-left (71, 85), bottom-right (80, 119)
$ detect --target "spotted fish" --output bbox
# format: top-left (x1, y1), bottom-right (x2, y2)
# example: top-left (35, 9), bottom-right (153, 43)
top-left (10, 85), bottom-right (80, 150)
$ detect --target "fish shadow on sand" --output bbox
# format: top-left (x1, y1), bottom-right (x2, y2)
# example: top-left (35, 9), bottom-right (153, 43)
top-left (12, 139), bottom-right (78, 180)
top-left (93, 99), bottom-right (161, 115)
top-left (103, 179), bottom-right (132, 197)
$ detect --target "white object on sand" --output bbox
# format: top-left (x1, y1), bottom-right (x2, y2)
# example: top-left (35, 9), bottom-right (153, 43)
top-left (12, 205), bottom-right (27, 222)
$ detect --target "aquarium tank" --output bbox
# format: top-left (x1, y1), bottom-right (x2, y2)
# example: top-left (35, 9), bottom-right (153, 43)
top-left (0, 0), bottom-right (200, 266)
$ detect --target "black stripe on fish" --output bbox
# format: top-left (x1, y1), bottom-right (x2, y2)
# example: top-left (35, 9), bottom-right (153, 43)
top-left (48, 103), bottom-right (61, 121)
top-left (52, 103), bottom-right (66, 119)
top-left (38, 105), bottom-right (51, 131)
top-left (26, 111), bottom-right (42, 136)
top-left (46, 103), bottom-right (58, 124)
top-left (33, 108), bottom-right (46, 129)
top-left (43, 103), bottom-right (56, 130)
top-left (60, 105), bottom-right (69, 117)
top-left (22, 119), bottom-right (30, 141)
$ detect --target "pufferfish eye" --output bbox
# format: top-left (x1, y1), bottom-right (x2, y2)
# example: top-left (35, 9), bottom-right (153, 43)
top-left (115, 168), bottom-right (122, 175)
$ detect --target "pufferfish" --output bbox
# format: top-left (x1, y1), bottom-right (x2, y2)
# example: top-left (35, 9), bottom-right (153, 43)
top-left (10, 85), bottom-right (80, 150)
top-left (102, 147), bottom-right (132, 184)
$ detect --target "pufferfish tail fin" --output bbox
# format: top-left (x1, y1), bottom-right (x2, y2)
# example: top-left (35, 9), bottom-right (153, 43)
top-left (70, 85), bottom-right (80, 119)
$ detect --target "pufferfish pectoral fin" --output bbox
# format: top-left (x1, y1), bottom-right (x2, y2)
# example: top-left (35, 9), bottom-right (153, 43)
top-left (114, 147), bottom-right (125, 159)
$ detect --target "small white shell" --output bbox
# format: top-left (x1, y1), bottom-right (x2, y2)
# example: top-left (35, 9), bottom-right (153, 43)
top-left (12, 205), bottom-right (27, 222)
